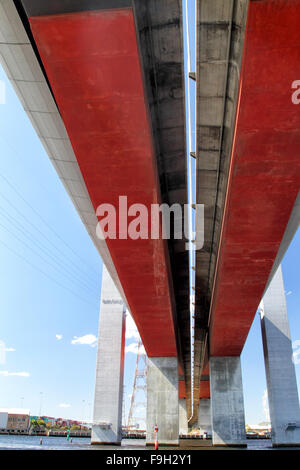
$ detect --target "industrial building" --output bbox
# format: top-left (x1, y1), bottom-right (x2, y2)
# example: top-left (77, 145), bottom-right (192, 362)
top-left (0, 408), bottom-right (30, 432)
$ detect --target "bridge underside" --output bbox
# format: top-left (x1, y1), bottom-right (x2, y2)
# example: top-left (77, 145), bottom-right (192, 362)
top-left (192, 0), bottom-right (300, 423)
top-left (8, 0), bottom-right (191, 410)
top-left (0, 0), bottom-right (299, 431)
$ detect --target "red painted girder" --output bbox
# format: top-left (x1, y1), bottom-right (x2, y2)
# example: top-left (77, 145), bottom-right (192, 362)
top-left (179, 380), bottom-right (186, 399)
top-left (202, 363), bottom-right (209, 376)
top-left (29, 9), bottom-right (178, 357)
top-left (179, 379), bottom-right (210, 399)
top-left (199, 381), bottom-right (210, 400)
top-left (209, 0), bottom-right (300, 356)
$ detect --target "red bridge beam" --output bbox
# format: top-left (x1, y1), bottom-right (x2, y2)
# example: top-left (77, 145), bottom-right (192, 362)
top-left (29, 9), bottom-right (178, 357)
top-left (209, 0), bottom-right (300, 356)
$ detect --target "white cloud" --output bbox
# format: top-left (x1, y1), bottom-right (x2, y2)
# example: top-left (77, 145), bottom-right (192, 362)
top-left (125, 342), bottom-right (145, 355)
top-left (56, 334), bottom-right (63, 341)
top-left (292, 340), bottom-right (300, 365)
top-left (125, 313), bottom-right (140, 340)
top-left (59, 403), bottom-right (71, 408)
top-left (0, 371), bottom-right (30, 377)
top-left (0, 344), bottom-right (15, 366)
top-left (71, 334), bottom-right (97, 347)
top-left (262, 389), bottom-right (270, 421)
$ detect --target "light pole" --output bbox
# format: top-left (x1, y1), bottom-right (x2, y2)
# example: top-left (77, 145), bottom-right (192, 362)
top-left (88, 402), bottom-right (92, 424)
top-left (82, 399), bottom-right (85, 427)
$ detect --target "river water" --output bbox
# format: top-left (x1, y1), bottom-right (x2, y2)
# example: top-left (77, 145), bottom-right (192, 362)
top-left (0, 435), bottom-right (281, 450)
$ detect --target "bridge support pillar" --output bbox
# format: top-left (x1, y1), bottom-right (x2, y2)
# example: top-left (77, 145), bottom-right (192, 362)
top-left (146, 357), bottom-right (179, 446)
top-left (179, 399), bottom-right (188, 435)
top-left (210, 357), bottom-right (247, 446)
top-left (198, 399), bottom-right (212, 437)
top-left (91, 265), bottom-right (126, 445)
top-left (261, 265), bottom-right (300, 447)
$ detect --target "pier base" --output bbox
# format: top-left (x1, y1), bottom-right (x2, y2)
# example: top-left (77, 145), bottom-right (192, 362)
top-left (210, 356), bottom-right (247, 447)
top-left (146, 357), bottom-right (179, 446)
top-left (261, 265), bottom-right (300, 447)
top-left (91, 265), bottom-right (125, 445)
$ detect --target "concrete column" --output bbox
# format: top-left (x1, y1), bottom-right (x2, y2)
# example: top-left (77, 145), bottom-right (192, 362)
top-left (198, 399), bottom-right (212, 436)
top-left (91, 265), bottom-right (126, 445)
top-left (261, 264), bottom-right (300, 447)
top-left (210, 357), bottom-right (247, 446)
top-left (179, 399), bottom-right (188, 435)
top-left (146, 357), bottom-right (179, 445)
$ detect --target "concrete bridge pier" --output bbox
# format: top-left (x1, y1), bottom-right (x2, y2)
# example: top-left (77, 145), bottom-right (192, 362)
top-left (261, 265), bottom-right (300, 447)
top-left (146, 357), bottom-right (179, 446)
top-left (210, 357), bottom-right (247, 446)
top-left (198, 399), bottom-right (212, 436)
top-left (91, 265), bottom-right (126, 445)
top-left (179, 399), bottom-right (188, 435)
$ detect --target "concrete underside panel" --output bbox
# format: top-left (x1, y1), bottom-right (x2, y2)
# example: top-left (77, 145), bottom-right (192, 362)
top-left (192, 0), bottom-right (249, 424)
top-left (20, 0), bottom-right (132, 16)
top-left (134, 0), bottom-right (190, 417)
top-left (210, 357), bottom-right (246, 446)
top-left (261, 265), bottom-right (300, 447)
top-left (92, 265), bottom-right (125, 445)
top-left (146, 357), bottom-right (179, 446)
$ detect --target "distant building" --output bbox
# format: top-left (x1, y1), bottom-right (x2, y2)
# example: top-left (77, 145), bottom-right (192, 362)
top-left (29, 415), bottom-right (88, 429)
top-left (0, 411), bottom-right (8, 430)
top-left (41, 416), bottom-right (56, 426)
top-left (0, 408), bottom-right (30, 431)
top-left (55, 418), bottom-right (83, 428)
top-left (30, 416), bottom-right (39, 422)
top-left (30, 416), bottom-right (56, 426)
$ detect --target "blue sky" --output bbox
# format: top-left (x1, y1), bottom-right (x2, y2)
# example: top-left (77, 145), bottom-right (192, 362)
top-left (0, 64), bottom-right (141, 422)
top-left (0, 2), bottom-right (299, 426)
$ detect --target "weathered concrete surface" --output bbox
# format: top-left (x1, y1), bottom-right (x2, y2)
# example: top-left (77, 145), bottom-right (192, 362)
top-left (210, 357), bottom-right (246, 446)
top-left (192, 0), bottom-right (249, 424)
top-left (92, 265), bottom-right (126, 445)
top-left (261, 265), bottom-right (300, 447)
top-left (146, 357), bottom-right (179, 446)
top-left (179, 399), bottom-right (188, 435)
top-left (19, 0), bottom-right (132, 16)
top-left (135, 0), bottom-right (190, 415)
top-left (198, 399), bottom-right (212, 434)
